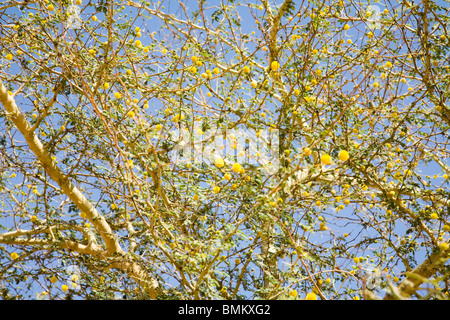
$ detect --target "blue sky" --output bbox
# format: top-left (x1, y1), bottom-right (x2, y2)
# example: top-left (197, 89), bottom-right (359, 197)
top-left (1, 0), bottom-right (449, 299)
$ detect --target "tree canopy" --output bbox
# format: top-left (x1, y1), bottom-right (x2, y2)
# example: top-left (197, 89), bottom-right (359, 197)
top-left (0, 0), bottom-right (449, 300)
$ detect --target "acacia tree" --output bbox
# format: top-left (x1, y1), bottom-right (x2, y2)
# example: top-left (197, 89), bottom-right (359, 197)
top-left (0, 0), bottom-right (449, 300)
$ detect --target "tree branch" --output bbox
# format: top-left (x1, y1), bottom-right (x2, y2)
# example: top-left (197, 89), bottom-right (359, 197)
top-left (383, 246), bottom-right (450, 300)
top-left (0, 79), bottom-right (160, 298)
top-left (0, 79), bottom-right (120, 255)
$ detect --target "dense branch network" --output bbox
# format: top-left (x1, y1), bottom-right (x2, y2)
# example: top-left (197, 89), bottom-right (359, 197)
top-left (0, 0), bottom-right (449, 300)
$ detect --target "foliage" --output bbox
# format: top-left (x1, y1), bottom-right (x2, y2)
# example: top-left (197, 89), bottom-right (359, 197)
top-left (0, 0), bottom-right (449, 300)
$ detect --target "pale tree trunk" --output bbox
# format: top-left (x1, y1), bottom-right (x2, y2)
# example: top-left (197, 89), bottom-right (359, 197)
top-left (0, 80), bottom-right (159, 298)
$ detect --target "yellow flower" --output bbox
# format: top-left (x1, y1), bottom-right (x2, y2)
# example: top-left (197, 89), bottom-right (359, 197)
top-left (232, 163), bottom-right (241, 173)
top-left (213, 186), bottom-right (220, 194)
top-left (62, 284), bottom-right (68, 292)
top-left (344, 24), bottom-right (350, 30)
top-left (338, 150), bottom-right (349, 161)
top-left (321, 154), bottom-right (331, 165)
top-left (289, 289), bottom-right (298, 298)
top-left (215, 158), bottom-right (225, 168)
top-left (6, 53), bottom-right (13, 60)
top-left (303, 147), bottom-right (312, 156)
top-left (243, 66), bottom-right (250, 73)
top-left (114, 92), bottom-right (122, 99)
top-left (305, 292), bottom-right (317, 300)
top-left (271, 61), bottom-right (280, 71)
top-left (51, 276), bottom-right (58, 283)
top-left (48, 4), bottom-right (54, 11)
top-left (10, 252), bottom-right (18, 260)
